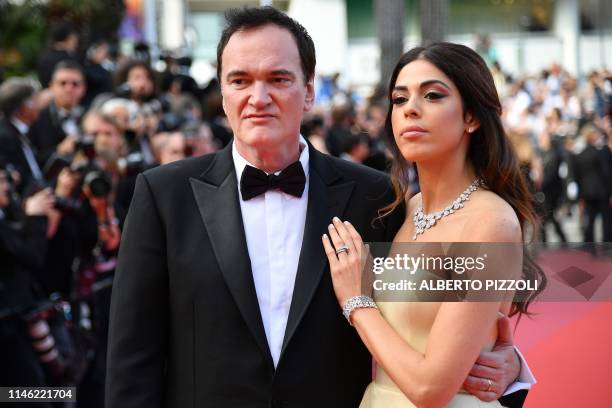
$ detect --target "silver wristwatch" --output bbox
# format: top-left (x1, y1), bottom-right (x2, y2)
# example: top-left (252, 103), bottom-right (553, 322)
top-left (342, 295), bottom-right (378, 326)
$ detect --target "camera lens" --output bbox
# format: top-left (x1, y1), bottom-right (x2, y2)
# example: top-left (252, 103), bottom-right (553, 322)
top-left (84, 171), bottom-right (112, 197)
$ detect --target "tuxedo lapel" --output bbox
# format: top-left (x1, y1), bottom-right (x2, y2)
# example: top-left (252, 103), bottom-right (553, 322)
top-left (189, 145), bottom-right (274, 368)
top-left (280, 147), bottom-right (355, 357)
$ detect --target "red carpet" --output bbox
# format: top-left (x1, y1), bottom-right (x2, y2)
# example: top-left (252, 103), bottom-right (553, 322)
top-left (512, 302), bottom-right (612, 407)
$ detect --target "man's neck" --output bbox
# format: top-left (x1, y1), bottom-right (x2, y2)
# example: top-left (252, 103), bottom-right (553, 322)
top-left (235, 139), bottom-right (301, 174)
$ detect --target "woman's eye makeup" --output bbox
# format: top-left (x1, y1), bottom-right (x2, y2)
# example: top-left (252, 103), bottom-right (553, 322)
top-left (424, 91), bottom-right (446, 100)
top-left (391, 89), bottom-right (447, 105)
top-left (391, 95), bottom-right (408, 105)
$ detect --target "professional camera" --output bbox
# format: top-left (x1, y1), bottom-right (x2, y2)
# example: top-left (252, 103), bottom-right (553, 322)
top-left (42, 136), bottom-right (113, 212)
top-left (23, 293), bottom-right (90, 385)
top-left (73, 161), bottom-right (112, 198)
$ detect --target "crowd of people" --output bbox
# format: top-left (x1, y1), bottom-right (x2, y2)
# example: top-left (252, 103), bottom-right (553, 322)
top-left (0, 22), bottom-right (224, 407)
top-left (498, 63), bottom-right (612, 243)
top-left (0, 18), bottom-right (610, 407)
top-left (305, 61), bottom-right (612, 243)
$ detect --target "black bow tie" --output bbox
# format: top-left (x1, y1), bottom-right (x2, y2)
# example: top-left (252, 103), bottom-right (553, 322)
top-left (240, 161), bottom-right (306, 200)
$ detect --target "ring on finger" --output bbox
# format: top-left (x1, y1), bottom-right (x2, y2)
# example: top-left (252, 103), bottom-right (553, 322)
top-left (485, 378), bottom-right (493, 392)
top-left (335, 245), bottom-right (350, 255)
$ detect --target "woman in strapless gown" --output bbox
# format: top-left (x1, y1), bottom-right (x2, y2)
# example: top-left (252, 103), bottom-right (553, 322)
top-left (322, 43), bottom-right (544, 408)
top-left (359, 300), bottom-right (502, 408)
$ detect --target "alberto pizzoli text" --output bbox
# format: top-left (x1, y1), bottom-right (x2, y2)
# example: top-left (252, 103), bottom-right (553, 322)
top-left (373, 279), bottom-right (539, 292)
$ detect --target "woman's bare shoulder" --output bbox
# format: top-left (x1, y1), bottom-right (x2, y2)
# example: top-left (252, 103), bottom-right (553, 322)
top-left (460, 190), bottom-right (522, 243)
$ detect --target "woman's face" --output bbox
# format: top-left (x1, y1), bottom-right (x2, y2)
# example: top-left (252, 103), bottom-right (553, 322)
top-left (391, 59), bottom-right (474, 164)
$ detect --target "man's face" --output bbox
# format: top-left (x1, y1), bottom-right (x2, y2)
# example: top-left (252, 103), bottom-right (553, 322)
top-left (127, 66), bottom-right (154, 101)
top-left (65, 33), bottom-right (79, 52)
top-left (220, 24), bottom-right (314, 153)
top-left (84, 114), bottom-right (125, 156)
top-left (91, 42), bottom-right (109, 64)
top-left (158, 132), bottom-right (186, 165)
top-left (18, 95), bottom-right (41, 124)
top-left (50, 68), bottom-right (85, 109)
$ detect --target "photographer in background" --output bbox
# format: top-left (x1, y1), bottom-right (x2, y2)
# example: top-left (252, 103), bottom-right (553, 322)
top-left (112, 60), bottom-right (160, 166)
top-left (153, 131), bottom-right (186, 165)
top-left (63, 109), bottom-right (125, 408)
top-left (29, 60), bottom-right (87, 166)
top-left (81, 108), bottom-right (136, 226)
top-left (37, 110), bottom-right (122, 407)
top-left (0, 78), bottom-right (44, 196)
top-left (83, 39), bottom-right (114, 110)
top-left (114, 59), bottom-right (157, 106)
top-left (0, 160), bottom-right (59, 401)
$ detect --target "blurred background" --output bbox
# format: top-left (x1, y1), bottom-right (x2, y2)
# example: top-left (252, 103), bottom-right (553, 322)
top-left (0, 0), bottom-right (611, 407)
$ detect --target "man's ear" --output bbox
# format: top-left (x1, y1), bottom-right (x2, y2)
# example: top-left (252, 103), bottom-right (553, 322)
top-left (304, 77), bottom-right (315, 112)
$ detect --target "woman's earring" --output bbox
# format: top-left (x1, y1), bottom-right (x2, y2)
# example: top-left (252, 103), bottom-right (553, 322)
top-left (467, 127), bottom-right (474, 133)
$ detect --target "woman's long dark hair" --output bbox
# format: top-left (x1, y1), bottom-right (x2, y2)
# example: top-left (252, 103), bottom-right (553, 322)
top-left (380, 42), bottom-right (545, 316)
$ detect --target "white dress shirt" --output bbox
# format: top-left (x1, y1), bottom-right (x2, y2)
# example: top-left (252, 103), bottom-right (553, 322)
top-left (505, 346), bottom-right (536, 395)
top-left (232, 136), bottom-right (309, 367)
top-left (55, 105), bottom-right (81, 138)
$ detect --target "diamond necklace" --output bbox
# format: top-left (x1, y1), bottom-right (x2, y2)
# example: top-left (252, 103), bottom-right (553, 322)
top-left (412, 178), bottom-right (482, 240)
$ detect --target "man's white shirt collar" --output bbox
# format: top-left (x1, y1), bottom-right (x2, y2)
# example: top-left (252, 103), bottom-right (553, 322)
top-left (232, 135), bottom-right (310, 193)
top-left (10, 117), bottom-right (29, 135)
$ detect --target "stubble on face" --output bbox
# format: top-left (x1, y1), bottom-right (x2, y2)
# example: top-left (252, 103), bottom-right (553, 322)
top-left (220, 24), bottom-right (314, 172)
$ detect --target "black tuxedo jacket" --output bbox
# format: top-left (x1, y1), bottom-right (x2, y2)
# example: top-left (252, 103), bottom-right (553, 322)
top-left (0, 214), bottom-right (48, 313)
top-left (571, 144), bottom-right (611, 201)
top-left (106, 143), bottom-right (404, 408)
top-left (28, 104), bottom-right (70, 167)
top-left (0, 119), bottom-right (42, 195)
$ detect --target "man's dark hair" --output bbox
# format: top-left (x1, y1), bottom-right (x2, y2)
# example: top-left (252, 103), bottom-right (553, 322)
top-left (216, 6), bottom-right (316, 83)
top-left (0, 78), bottom-right (36, 118)
top-left (50, 21), bottom-right (78, 44)
top-left (114, 59), bottom-right (156, 89)
top-left (51, 60), bottom-right (85, 81)
top-left (343, 131), bottom-right (368, 154)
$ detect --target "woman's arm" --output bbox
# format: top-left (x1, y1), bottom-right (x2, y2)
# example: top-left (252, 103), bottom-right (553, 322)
top-left (323, 212), bottom-right (521, 408)
top-left (350, 301), bottom-right (500, 408)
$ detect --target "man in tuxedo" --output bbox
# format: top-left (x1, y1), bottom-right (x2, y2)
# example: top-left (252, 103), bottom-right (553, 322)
top-left (29, 60), bottom-right (86, 166)
top-left (0, 78), bottom-right (44, 196)
top-left (106, 7), bottom-right (531, 408)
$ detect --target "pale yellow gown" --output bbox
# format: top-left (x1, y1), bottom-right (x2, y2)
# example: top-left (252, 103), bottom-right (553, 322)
top-left (359, 300), bottom-right (502, 408)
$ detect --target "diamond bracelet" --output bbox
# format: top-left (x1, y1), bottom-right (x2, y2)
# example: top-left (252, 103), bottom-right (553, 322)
top-left (342, 295), bottom-right (378, 326)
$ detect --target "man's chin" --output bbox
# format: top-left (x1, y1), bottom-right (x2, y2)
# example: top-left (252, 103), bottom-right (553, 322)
top-left (239, 130), bottom-right (288, 146)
